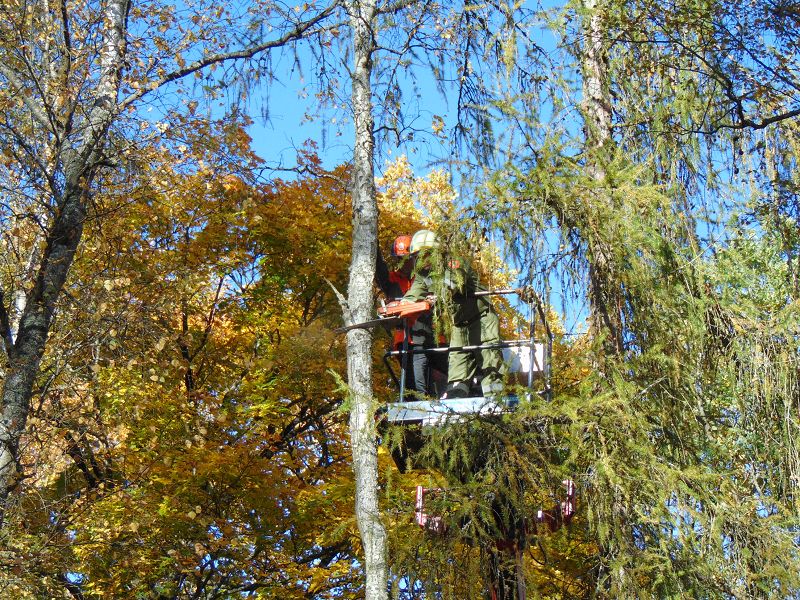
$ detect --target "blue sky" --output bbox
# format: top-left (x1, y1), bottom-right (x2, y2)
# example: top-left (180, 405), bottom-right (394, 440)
top-left (244, 1), bottom-right (563, 180)
top-left (246, 64), bottom-right (454, 179)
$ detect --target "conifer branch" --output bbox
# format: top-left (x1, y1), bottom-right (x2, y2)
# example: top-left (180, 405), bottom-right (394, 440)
top-left (705, 107), bottom-right (800, 134)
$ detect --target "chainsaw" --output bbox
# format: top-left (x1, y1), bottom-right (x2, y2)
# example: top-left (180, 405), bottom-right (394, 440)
top-left (334, 299), bottom-right (432, 333)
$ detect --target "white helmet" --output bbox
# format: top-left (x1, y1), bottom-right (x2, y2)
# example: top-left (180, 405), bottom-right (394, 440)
top-left (409, 229), bottom-right (439, 253)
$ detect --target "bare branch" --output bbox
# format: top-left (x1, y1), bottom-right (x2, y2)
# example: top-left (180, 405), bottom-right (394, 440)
top-left (325, 277), bottom-right (352, 325)
top-left (119, 4), bottom-right (339, 111)
top-left (189, 274), bottom-right (226, 362)
top-left (0, 121), bottom-right (59, 196)
top-left (376, 0), bottom-right (419, 16)
top-left (706, 107), bottom-right (800, 134)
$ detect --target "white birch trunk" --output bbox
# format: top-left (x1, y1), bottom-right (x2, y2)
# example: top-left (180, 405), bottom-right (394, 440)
top-left (345, 1), bottom-right (388, 598)
top-left (580, 0), bottom-right (622, 355)
top-left (581, 0), bottom-right (612, 161)
top-left (581, 1), bottom-right (628, 590)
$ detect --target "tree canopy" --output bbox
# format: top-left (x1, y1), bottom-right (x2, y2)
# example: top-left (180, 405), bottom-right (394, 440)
top-left (0, 0), bottom-right (798, 598)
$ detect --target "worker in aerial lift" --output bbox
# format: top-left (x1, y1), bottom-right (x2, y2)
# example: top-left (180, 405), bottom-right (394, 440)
top-left (401, 229), bottom-right (504, 399)
top-left (375, 235), bottom-right (446, 397)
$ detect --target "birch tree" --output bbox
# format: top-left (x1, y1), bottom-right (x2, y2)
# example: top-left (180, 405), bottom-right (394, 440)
top-left (334, 3), bottom-right (538, 595)
top-left (0, 0), bottom-right (336, 525)
top-left (579, 0), bottom-right (624, 357)
top-left (342, 0), bottom-right (389, 598)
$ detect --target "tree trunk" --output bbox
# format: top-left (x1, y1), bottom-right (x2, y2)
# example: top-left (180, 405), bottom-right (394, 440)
top-left (581, 0), bottom-right (623, 356)
top-left (581, 0), bottom-right (612, 156)
top-left (581, 5), bottom-right (629, 592)
top-left (0, 0), bottom-right (130, 522)
top-left (0, 185), bottom-right (87, 517)
top-left (345, 1), bottom-right (388, 598)
top-left (0, 0), bottom-right (333, 525)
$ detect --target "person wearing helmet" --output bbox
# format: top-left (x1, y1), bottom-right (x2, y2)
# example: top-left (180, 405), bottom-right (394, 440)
top-left (408, 229), bottom-right (439, 254)
top-left (402, 229), bottom-right (504, 399)
top-left (391, 234), bottom-right (412, 259)
top-left (375, 234), bottom-right (445, 397)
top-left (375, 234), bottom-right (415, 306)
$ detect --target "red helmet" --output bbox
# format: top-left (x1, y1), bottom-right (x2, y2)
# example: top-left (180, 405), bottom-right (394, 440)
top-left (391, 235), bottom-right (412, 257)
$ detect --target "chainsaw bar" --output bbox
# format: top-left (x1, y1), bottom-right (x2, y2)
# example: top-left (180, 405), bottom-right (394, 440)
top-left (335, 315), bottom-right (401, 334)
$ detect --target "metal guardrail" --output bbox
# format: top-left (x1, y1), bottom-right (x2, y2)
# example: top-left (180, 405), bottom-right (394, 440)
top-left (383, 287), bottom-right (553, 405)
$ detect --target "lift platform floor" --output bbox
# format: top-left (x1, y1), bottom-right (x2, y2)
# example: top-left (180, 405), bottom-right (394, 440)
top-left (385, 395), bottom-right (520, 427)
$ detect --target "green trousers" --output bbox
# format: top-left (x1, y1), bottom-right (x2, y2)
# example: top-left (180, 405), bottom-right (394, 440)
top-left (448, 308), bottom-right (504, 395)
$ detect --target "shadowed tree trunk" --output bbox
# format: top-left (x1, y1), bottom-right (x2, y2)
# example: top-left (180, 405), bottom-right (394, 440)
top-left (0, 0), bottom-right (335, 525)
top-left (0, 0), bottom-right (130, 517)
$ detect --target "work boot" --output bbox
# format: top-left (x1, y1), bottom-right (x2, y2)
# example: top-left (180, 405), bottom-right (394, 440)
top-left (441, 381), bottom-right (470, 399)
top-left (481, 378), bottom-right (504, 399)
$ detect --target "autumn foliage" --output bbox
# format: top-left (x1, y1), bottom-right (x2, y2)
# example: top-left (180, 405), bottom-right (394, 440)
top-left (0, 123), bottom-right (360, 596)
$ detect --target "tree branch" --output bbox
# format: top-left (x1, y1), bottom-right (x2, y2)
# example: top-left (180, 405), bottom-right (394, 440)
top-left (375, 0), bottom-right (419, 17)
top-left (119, 4), bottom-right (339, 111)
top-left (189, 275), bottom-right (226, 362)
top-left (325, 277), bottom-right (352, 326)
top-left (0, 120), bottom-right (60, 195)
top-left (0, 64), bottom-right (51, 130)
top-left (704, 107), bottom-right (800, 134)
